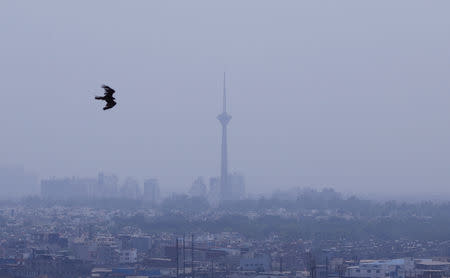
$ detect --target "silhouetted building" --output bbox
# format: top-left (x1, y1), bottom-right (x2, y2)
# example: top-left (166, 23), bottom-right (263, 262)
top-left (70, 241), bottom-right (97, 262)
top-left (90, 172), bottom-right (119, 199)
top-left (120, 177), bottom-right (141, 199)
top-left (208, 173), bottom-right (245, 202)
top-left (189, 176), bottom-right (207, 198)
top-left (144, 178), bottom-right (160, 203)
top-left (120, 235), bottom-right (152, 252)
top-left (229, 172), bottom-right (246, 200)
top-left (96, 245), bottom-right (119, 265)
top-left (41, 177), bottom-right (94, 200)
top-left (8, 254), bottom-right (92, 278)
top-left (119, 248), bottom-right (138, 264)
top-left (0, 165), bottom-right (38, 198)
top-left (208, 177), bottom-right (220, 205)
top-left (240, 253), bottom-right (272, 272)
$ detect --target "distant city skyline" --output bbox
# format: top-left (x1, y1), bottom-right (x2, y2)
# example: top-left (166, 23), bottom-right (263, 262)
top-left (1, 2), bottom-right (450, 199)
top-left (1, 2), bottom-right (450, 277)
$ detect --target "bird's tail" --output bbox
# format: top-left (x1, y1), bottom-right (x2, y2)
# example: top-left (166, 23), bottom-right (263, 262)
top-left (95, 96), bottom-right (104, 100)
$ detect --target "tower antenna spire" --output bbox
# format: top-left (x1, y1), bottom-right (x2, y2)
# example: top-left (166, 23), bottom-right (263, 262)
top-left (223, 72), bottom-right (227, 113)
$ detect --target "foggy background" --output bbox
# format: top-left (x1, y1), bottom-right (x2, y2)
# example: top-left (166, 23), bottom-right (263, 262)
top-left (1, 1), bottom-right (450, 199)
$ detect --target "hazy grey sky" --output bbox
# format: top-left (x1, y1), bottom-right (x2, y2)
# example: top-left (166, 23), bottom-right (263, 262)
top-left (1, 1), bottom-right (450, 198)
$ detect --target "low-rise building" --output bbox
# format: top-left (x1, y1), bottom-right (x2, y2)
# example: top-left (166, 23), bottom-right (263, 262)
top-left (120, 248), bottom-right (137, 264)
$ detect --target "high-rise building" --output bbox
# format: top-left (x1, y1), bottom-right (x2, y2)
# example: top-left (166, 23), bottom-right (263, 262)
top-left (144, 178), bottom-right (160, 203)
top-left (189, 176), bottom-right (207, 198)
top-left (229, 172), bottom-right (246, 200)
top-left (217, 73), bottom-right (232, 201)
top-left (41, 177), bottom-right (94, 200)
top-left (120, 177), bottom-right (141, 200)
top-left (0, 165), bottom-right (38, 198)
top-left (90, 172), bottom-right (118, 199)
top-left (207, 177), bottom-right (220, 205)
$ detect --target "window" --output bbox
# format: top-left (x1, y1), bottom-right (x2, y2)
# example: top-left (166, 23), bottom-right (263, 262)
top-left (376, 270), bottom-right (380, 273)
top-left (356, 270), bottom-right (360, 273)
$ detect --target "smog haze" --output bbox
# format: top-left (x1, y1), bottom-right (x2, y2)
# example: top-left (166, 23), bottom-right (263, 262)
top-left (1, 1), bottom-right (450, 199)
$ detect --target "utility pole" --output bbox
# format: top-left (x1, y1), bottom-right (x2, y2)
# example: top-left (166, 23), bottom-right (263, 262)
top-left (191, 234), bottom-right (195, 278)
top-left (211, 257), bottom-right (214, 278)
top-left (337, 264), bottom-right (346, 278)
top-left (183, 234), bottom-right (186, 278)
top-left (306, 251), bottom-right (316, 278)
top-left (280, 256), bottom-right (282, 272)
top-left (176, 238), bottom-right (179, 278)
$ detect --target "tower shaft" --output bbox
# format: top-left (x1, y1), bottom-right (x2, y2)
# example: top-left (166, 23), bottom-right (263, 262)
top-left (220, 123), bottom-right (228, 199)
top-left (217, 73), bottom-right (231, 201)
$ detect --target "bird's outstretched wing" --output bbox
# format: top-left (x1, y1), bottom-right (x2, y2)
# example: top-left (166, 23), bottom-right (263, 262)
top-left (103, 99), bottom-right (117, 110)
top-left (102, 84), bottom-right (115, 97)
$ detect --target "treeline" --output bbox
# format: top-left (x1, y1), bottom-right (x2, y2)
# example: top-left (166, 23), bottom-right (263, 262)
top-left (112, 213), bottom-right (450, 241)
top-left (5, 189), bottom-right (450, 219)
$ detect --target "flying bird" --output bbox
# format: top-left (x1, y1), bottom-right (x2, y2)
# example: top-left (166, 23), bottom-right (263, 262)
top-left (95, 85), bottom-right (117, 110)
